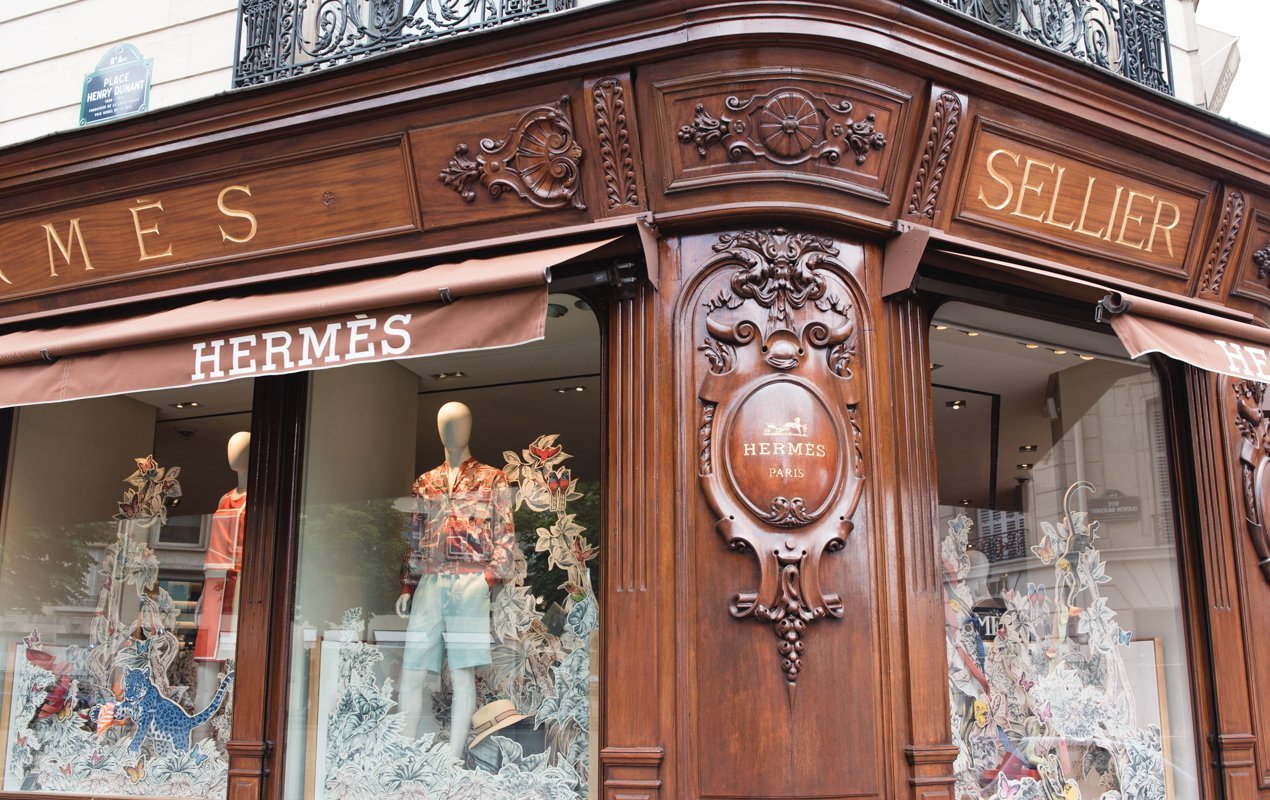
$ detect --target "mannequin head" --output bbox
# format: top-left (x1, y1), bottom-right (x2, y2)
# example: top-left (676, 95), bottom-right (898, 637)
top-left (227, 432), bottom-right (251, 490)
top-left (437, 402), bottom-right (473, 452)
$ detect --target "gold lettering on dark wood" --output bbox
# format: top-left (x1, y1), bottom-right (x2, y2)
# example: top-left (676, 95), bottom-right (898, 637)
top-left (129, 199), bottom-right (174, 262)
top-left (42, 218), bottom-right (94, 277)
top-left (962, 131), bottom-right (1197, 270)
top-left (217, 184), bottom-right (258, 244)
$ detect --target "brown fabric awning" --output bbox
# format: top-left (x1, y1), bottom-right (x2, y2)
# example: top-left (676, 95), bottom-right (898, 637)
top-left (0, 238), bottom-right (615, 406)
top-left (1099, 292), bottom-right (1270, 381)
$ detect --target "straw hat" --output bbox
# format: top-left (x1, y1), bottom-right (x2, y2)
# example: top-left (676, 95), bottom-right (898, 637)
top-left (467, 699), bottom-right (528, 749)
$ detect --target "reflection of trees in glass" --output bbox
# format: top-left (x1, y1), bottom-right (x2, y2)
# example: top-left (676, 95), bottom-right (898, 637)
top-left (0, 522), bottom-right (110, 612)
top-left (297, 500), bottom-right (409, 626)
top-left (512, 480), bottom-right (600, 614)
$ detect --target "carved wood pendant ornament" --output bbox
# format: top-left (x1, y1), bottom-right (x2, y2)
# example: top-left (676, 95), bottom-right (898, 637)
top-left (439, 96), bottom-right (586, 211)
top-left (694, 229), bottom-right (865, 698)
top-left (1233, 380), bottom-right (1270, 584)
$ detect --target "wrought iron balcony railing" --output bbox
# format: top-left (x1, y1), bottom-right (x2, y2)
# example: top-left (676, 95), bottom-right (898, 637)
top-left (233, 0), bottom-right (576, 87)
top-left (927, 0), bottom-right (1173, 94)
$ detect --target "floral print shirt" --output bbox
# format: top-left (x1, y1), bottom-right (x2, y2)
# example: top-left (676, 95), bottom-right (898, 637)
top-left (401, 458), bottom-right (515, 592)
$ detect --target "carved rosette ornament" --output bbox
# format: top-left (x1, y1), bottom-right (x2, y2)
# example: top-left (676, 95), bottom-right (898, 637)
top-left (693, 229), bottom-right (865, 699)
top-left (677, 87), bottom-right (887, 167)
top-left (1233, 380), bottom-right (1270, 584)
top-left (440, 96), bottom-right (586, 210)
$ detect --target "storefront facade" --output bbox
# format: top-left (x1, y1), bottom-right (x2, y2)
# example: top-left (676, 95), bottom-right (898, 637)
top-left (0, 2), bottom-right (1267, 800)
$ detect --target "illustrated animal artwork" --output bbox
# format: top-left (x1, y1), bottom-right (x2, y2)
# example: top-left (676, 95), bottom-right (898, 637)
top-left (114, 667), bottom-right (233, 762)
top-left (22, 629), bottom-right (75, 721)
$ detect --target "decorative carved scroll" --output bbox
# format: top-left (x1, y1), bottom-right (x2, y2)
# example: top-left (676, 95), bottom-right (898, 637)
top-left (693, 229), bottom-right (866, 698)
top-left (440, 97), bottom-right (586, 211)
top-left (1197, 190), bottom-right (1245, 297)
top-left (907, 91), bottom-right (962, 219)
top-left (593, 78), bottom-right (639, 210)
top-left (677, 87), bottom-right (887, 167)
top-left (1253, 239), bottom-right (1270, 283)
top-left (1233, 380), bottom-right (1270, 584)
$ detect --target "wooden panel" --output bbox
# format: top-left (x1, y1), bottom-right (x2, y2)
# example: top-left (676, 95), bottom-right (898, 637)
top-left (954, 120), bottom-right (1206, 279)
top-left (651, 63), bottom-right (915, 204)
top-left (1231, 203), bottom-right (1270, 309)
top-left (676, 229), bottom-right (886, 799)
top-left (0, 139), bottom-right (417, 302)
top-left (583, 74), bottom-right (647, 217)
top-left (412, 92), bottom-right (591, 231)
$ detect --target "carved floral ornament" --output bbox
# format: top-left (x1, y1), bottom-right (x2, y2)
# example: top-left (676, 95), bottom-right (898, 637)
top-left (440, 96), bottom-right (586, 211)
top-left (694, 229), bottom-right (865, 698)
top-left (1253, 238), bottom-right (1270, 283)
top-left (1232, 380), bottom-right (1270, 584)
top-left (677, 87), bottom-right (887, 167)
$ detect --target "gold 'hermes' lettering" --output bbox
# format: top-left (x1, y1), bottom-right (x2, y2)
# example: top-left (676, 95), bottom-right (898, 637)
top-left (217, 184), bottom-right (258, 244)
top-left (971, 141), bottom-right (1187, 259)
top-left (42, 218), bottom-right (94, 277)
top-left (741, 441), bottom-right (828, 458)
top-left (129, 199), bottom-right (174, 262)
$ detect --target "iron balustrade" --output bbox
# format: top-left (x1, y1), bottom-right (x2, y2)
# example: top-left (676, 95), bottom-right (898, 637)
top-left (232, 0), bottom-right (1171, 95)
top-left (927, 0), bottom-right (1173, 94)
top-left (233, 0), bottom-right (576, 87)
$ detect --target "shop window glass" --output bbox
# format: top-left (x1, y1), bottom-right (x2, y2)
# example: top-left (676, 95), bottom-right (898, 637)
top-left (931, 303), bottom-right (1198, 800)
top-left (284, 294), bottom-right (601, 800)
top-left (0, 380), bottom-right (255, 798)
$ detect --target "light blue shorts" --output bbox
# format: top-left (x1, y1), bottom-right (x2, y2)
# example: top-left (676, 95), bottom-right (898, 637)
top-left (402, 572), bottom-right (492, 673)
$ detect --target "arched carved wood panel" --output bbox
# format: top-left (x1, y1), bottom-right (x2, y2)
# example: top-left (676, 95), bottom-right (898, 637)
top-left (675, 228), bottom-right (885, 800)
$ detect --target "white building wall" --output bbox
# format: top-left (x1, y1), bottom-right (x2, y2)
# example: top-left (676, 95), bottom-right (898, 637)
top-left (0, 0), bottom-right (237, 149)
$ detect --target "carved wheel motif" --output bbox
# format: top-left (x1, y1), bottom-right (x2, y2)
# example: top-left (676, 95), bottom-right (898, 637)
top-left (439, 96), bottom-right (586, 211)
top-left (694, 229), bottom-right (866, 697)
top-left (1233, 380), bottom-right (1270, 584)
top-left (677, 87), bottom-right (887, 167)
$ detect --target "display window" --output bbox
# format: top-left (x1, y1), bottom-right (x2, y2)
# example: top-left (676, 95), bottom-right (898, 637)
top-left (282, 294), bottom-right (602, 800)
top-left (929, 303), bottom-right (1198, 800)
top-left (0, 379), bottom-right (255, 797)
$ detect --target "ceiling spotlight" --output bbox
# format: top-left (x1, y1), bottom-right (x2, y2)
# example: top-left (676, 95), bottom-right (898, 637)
top-left (1023, 343), bottom-right (1040, 349)
top-left (1052, 349), bottom-right (1068, 355)
top-left (946, 399), bottom-right (967, 410)
top-left (171, 401), bottom-right (201, 409)
top-left (546, 303), bottom-right (569, 318)
top-left (1020, 444), bottom-right (1038, 453)
top-left (431, 371), bottom-right (467, 381)
top-left (1017, 463), bottom-right (1034, 470)
top-left (934, 325), bottom-right (948, 331)
top-left (555, 386), bottom-right (586, 394)
top-left (959, 499), bottom-right (972, 506)
top-left (965, 331), bottom-right (979, 337)
top-left (1078, 354), bottom-right (1095, 361)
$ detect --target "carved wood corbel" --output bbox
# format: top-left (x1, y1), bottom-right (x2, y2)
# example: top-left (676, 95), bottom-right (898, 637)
top-left (439, 96), bottom-right (586, 211)
top-left (693, 229), bottom-right (866, 700)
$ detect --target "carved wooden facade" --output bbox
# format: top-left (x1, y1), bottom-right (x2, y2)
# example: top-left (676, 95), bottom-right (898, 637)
top-left (1, 1), bottom-right (1269, 800)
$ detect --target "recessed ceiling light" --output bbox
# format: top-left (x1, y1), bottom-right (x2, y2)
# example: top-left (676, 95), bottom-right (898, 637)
top-left (946, 399), bottom-right (967, 410)
top-left (555, 386), bottom-right (586, 394)
top-left (959, 499), bottom-right (972, 506)
top-left (1020, 444), bottom-right (1038, 453)
top-left (1023, 343), bottom-right (1040, 349)
top-left (965, 330), bottom-right (979, 337)
top-left (934, 325), bottom-right (948, 331)
top-left (547, 303), bottom-right (569, 318)
top-left (1052, 349), bottom-right (1068, 355)
top-left (1017, 463), bottom-right (1034, 470)
top-left (573, 299), bottom-right (591, 311)
top-left (1078, 354), bottom-right (1095, 361)
top-left (171, 401), bottom-right (201, 409)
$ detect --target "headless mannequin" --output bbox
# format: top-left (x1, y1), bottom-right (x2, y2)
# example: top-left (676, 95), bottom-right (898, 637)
top-left (396, 403), bottom-right (480, 760)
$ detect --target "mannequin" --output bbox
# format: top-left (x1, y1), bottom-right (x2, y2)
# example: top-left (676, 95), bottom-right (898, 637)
top-left (396, 403), bottom-right (513, 760)
top-left (195, 432), bottom-right (250, 662)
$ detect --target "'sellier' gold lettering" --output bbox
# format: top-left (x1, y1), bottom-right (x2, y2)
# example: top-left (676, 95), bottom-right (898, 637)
top-left (217, 184), bottom-right (258, 244)
top-left (129, 199), bottom-right (174, 262)
top-left (1074, 175), bottom-right (1106, 239)
top-left (1115, 190), bottom-right (1154, 250)
top-left (1011, 157), bottom-right (1055, 222)
top-left (1103, 185), bottom-right (1125, 242)
top-left (1042, 166), bottom-right (1076, 230)
top-left (1146, 200), bottom-right (1181, 257)
top-left (42, 218), bottom-right (94, 277)
top-left (977, 149), bottom-right (1020, 211)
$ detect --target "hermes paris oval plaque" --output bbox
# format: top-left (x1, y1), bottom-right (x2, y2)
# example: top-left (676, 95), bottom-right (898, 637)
top-left (723, 379), bottom-right (843, 527)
